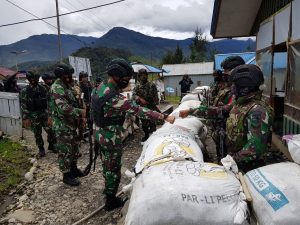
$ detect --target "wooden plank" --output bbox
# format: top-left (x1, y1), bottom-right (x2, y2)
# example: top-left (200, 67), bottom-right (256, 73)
top-left (0, 93), bottom-right (22, 136)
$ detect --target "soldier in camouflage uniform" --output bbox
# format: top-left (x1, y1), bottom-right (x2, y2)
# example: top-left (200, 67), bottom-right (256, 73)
top-left (50, 64), bottom-right (86, 186)
top-left (91, 58), bottom-right (175, 211)
top-left (180, 64), bottom-right (274, 172)
top-left (226, 64), bottom-right (274, 172)
top-left (182, 56), bottom-right (245, 160)
top-left (210, 69), bottom-right (223, 103)
top-left (213, 56), bottom-right (245, 107)
top-left (132, 68), bottom-right (160, 142)
top-left (21, 71), bottom-right (54, 157)
top-left (41, 73), bottom-right (57, 152)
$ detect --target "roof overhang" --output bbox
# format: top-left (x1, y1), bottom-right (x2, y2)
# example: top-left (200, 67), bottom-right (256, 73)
top-left (211, 0), bottom-right (262, 38)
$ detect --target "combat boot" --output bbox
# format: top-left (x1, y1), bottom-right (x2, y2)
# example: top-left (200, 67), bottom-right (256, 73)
top-left (38, 147), bottom-right (46, 157)
top-left (63, 172), bottom-right (80, 186)
top-left (70, 164), bottom-right (85, 178)
top-left (104, 194), bottom-right (126, 211)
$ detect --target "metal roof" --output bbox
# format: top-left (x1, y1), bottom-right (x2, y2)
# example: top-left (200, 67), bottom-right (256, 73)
top-left (162, 62), bottom-right (214, 76)
top-left (211, 0), bottom-right (292, 38)
top-left (214, 52), bottom-right (256, 70)
top-left (131, 63), bottom-right (162, 73)
top-left (210, 0), bottom-right (262, 38)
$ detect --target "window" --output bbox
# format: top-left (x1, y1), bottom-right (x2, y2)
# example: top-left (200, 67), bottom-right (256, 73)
top-left (288, 43), bottom-right (300, 107)
top-left (256, 49), bottom-right (273, 96)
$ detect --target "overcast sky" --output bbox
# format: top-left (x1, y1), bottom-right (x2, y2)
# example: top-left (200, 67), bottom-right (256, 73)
top-left (0, 0), bottom-right (215, 45)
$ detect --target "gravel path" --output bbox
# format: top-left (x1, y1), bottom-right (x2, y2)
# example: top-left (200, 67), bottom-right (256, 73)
top-left (0, 128), bottom-right (145, 225)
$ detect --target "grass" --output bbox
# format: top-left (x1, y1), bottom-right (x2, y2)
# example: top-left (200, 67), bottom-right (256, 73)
top-left (0, 138), bottom-right (31, 196)
top-left (165, 95), bottom-right (181, 104)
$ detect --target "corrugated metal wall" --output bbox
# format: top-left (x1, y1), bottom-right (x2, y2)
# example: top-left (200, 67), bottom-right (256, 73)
top-left (164, 74), bottom-right (213, 96)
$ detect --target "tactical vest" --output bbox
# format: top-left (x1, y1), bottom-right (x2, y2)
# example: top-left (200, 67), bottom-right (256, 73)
top-left (26, 85), bottom-right (47, 111)
top-left (91, 90), bottom-right (125, 128)
top-left (226, 99), bottom-right (273, 153)
top-left (213, 87), bottom-right (231, 106)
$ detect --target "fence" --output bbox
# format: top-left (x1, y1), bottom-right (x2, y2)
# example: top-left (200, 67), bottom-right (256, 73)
top-left (0, 92), bottom-right (22, 137)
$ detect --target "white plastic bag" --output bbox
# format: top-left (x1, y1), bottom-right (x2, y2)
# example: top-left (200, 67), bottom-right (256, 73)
top-left (283, 134), bottom-right (300, 164)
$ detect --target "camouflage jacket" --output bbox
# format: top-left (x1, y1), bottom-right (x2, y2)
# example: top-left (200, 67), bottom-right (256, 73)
top-left (50, 78), bottom-right (82, 133)
top-left (132, 81), bottom-right (159, 109)
top-left (42, 84), bottom-right (52, 116)
top-left (226, 92), bottom-right (274, 163)
top-left (80, 82), bottom-right (92, 105)
top-left (94, 81), bottom-right (164, 146)
top-left (213, 82), bottom-right (232, 106)
top-left (20, 84), bottom-right (48, 120)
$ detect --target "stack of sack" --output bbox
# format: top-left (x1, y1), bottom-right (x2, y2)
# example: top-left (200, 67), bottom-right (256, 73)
top-left (244, 134), bottom-right (300, 225)
top-left (124, 100), bottom-right (249, 225)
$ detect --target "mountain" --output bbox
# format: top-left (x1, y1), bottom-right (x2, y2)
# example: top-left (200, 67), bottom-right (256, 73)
top-left (0, 27), bottom-right (256, 67)
top-left (93, 27), bottom-right (192, 59)
top-left (0, 34), bottom-right (97, 67)
top-left (93, 27), bottom-right (255, 59)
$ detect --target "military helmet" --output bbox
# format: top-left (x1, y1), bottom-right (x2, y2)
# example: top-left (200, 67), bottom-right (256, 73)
top-left (54, 63), bottom-right (74, 78)
top-left (79, 71), bottom-right (88, 80)
top-left (221, 56), bottom-right (245, 71)
top-left (95, 76), bottom-right (102, 83)
top-left (231, 64), bottom-right (264, 88)
top-left (138, 68), bottom-right (148, 76)
top-left (213, 69), bottom-right (222, 77)
top-left (26, 71), bottom-right (40, 80)
top-left (41, 73), bottom-right (55, 81)
top-left (106, 58), bottom-right (134, 78)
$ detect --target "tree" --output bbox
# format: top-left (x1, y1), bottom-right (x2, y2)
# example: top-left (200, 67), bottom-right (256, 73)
top-left (161, 44), bottom-right (184, 65)
top-left (162, 50), bottom-right (175, 64)
top-left (189, 27), bottom-right (208, 62)
top-left (173, 44), bottom-right (183, 64)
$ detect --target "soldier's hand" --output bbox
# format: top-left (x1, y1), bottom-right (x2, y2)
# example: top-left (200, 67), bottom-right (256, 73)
top-left (23, 119), bottom-right (31, 128)
top-left (47, 118), bottom-right (52, 126)
top-left (165, 115), bottom-right (175, 124)
top-left (179, 109), bottom-right (190, 118)
top-left (198, 105), bottom-right (209, 112)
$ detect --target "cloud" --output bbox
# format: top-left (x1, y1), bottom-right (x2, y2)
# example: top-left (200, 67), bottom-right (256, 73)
top-left (0, 0), bottom-right (214, 44)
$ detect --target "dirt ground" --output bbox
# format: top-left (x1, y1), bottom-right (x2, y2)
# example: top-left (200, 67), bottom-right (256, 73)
top-left (3, 123), bottom-right (207, 225)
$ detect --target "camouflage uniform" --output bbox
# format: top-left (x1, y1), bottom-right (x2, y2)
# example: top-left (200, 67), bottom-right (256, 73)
top-left (21, 84), bottom-right (54, 151)
top-left (132, 81), bottom-right (159, 137)
top-left (212, 82), bottom-right (233, 106)
top-left (50, 78), bottom-right (82, 173)
top-left (93, 82), bottom-right (164, 196)
top-left (226, 91), bottom-right (274, 172)
top-left (42, 83), bottom-right (57, 149)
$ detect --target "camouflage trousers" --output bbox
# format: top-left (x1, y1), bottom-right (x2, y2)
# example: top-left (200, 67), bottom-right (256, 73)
top-left (31, 117), bottom-right (56, 149)
top-left (141, 118), bottom-right (156, 137)
top-left (98, 142), bottom-right (122, 196)
top-left (55, 131), bottom-right (80, 173)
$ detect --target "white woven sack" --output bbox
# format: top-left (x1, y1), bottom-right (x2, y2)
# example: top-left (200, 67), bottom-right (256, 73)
top-left (283, 134), bottom-right (300, 164)
top-left (170, 100), bottom-right (201, 118)
top-left (244, 162), bottom-right (300, 225)
top-left (135, 124), bottom-right (204, 173)
top-left (125, 161), bottom-right (248, 225)
top-left (181, 93), bottom-right (201, 103)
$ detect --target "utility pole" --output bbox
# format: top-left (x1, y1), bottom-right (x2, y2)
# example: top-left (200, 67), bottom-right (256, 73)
top-left (10, 50), bottom-right (27, 71)
top-left (55, 0), bottom-right (63, 62)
